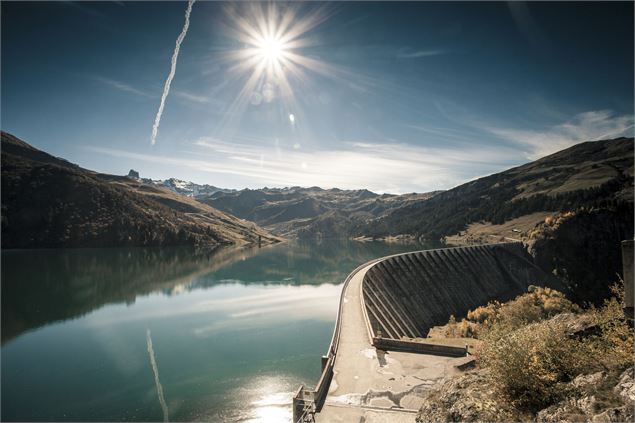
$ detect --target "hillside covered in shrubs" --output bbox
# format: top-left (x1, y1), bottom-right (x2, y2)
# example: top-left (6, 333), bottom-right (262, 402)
top-left (418, 285), bottom-right (634, 422)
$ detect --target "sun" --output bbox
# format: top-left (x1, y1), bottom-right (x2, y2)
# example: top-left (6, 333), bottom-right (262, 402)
top-left (223, 2), bottom-right (332, 86)
top-left (256, 35), bottom-right (287, 63)
top-left (216, 2), bottom-right (337, 133)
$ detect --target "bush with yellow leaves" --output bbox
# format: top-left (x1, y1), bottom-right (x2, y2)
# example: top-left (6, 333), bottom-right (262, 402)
top-left (479, 319), bottom-right (587, 410)
top-left (444, 285), bottom-right (579, 339)
top-left (583, 283), bottom-right (634, 370)
top-left (478, 282), bottom-right (633, 412)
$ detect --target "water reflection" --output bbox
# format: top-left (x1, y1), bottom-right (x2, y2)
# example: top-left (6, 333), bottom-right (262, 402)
top-left (1, 245), bottom-right (262, 344)
top-left (2, 240), bottom-right (431, 345)
top-left (1, 239), bottom-right (435, 421)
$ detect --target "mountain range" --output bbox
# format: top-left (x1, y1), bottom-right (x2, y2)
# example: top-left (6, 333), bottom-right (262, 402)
top-left (352, 137), bottom-right (634, 242)
top-left (187, 138), bottom-right (632, 245)
top-left (125, 172), bottom-right (439, 240)
top-left (2, 131), bottom-right (632, 302)
top-left (3, 132), bottom-right (632, 247)
top-left (200, 187), bottom-right (440, 239)
top-left (127, 169), bottom-right (236, 198)
top-left (0, 132), bottom-right (279, 249)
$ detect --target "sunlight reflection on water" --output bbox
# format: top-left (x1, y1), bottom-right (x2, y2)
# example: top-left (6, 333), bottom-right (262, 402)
top-left (249, 391), bottom-right (293, 423)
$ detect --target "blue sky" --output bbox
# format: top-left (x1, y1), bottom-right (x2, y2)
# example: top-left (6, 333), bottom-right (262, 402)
top-left (2, 1), bottom-right (633, 193)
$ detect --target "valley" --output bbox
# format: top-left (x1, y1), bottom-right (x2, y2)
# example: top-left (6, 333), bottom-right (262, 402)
top-left (3, 132), bottom-right (632, 305)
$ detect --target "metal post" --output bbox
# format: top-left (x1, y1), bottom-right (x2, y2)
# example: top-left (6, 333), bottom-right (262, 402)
top-left (621, 240), bottom-right (634, 319)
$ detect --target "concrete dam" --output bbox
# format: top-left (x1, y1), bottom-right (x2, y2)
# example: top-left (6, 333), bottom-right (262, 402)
top-left (294, 242), bottom-right (560, 423)
top-left (362, 242), bottom-right (555, 340)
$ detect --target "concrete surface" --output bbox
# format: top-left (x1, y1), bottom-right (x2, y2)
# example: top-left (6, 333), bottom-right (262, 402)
top-left (315, 263), bottom-right (462, 423)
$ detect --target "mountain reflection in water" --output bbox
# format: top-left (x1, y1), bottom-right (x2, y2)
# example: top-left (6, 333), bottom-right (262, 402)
top-left (2, 245), bottom-right (259, 344)
top-left (1, 239), bottom-right (434, 421)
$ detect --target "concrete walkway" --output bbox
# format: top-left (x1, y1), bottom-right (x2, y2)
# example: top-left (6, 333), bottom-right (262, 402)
top-left (315, 263), bottom-right (464, 423)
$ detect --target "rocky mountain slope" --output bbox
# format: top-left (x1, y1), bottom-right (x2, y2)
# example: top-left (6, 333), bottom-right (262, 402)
top-left (1, 132), bottom-right (279, 249)
top-left (200, 187), bottom-right (439, 239)
top-left (525, 206), bottom-right (633, 304)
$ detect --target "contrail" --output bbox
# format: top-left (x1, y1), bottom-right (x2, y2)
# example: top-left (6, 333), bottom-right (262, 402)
top-left (151, 0), bottom-right (195, 145)
top-left (146, 329), bottom-right (169, 422)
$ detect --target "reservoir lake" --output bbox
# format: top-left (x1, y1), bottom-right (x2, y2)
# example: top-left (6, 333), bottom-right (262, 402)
top-left (1, 240), bottom-right (434, 422)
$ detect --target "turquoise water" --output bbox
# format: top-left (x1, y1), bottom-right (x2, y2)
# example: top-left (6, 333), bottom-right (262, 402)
top-left (1, 240), bottom-right (432, 422)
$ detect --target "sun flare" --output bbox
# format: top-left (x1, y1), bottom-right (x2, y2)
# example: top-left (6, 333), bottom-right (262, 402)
top-left (215, 2), bottom-right (338, 135)
top-left (256, 35), bottom-right (287, 63)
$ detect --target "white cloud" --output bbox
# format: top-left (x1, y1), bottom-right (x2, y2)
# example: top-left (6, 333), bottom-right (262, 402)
top-left (96, 77), bottom-right (154, 98)
top-left (396, 48), bottom-right (444, 59)
top-left (174, 90), bottom-right (211, 104)
top-left (485, 110), bottom-right (634, 159)
top-left (86, 135), bottom-right (519, 193)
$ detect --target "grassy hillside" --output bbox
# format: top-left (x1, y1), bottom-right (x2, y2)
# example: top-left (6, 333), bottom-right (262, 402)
top-left (1, 132), bottom-right (279, 249)
top-left (354, 138), bottom-right (633, 240)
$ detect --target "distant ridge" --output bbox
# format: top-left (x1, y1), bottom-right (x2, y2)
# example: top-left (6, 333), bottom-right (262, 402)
top-left (200, 186), bottom-right (440, 239)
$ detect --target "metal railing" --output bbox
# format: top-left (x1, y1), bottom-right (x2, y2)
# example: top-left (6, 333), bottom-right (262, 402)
top-left (292, 256), bottom-right (385, 423)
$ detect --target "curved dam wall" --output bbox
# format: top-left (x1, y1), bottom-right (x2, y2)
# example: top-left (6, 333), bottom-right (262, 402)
top-left (362, 243), bottom-right (560, 340)
top-left (294, 242), bottom-right (561, 422)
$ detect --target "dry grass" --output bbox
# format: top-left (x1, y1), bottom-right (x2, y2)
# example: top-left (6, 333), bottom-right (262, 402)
top-left (444, 212), bottom-right (555, 246)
